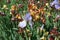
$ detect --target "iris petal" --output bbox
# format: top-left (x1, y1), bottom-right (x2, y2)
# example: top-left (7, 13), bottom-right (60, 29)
top-left (50, 0), bottom-right (60, 10)
top-left (25, 12), bottom-right (32, 21)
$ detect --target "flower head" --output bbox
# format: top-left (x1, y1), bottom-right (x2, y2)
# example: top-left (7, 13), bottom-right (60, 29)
top-left (18, 20), bottom-right (27, 28)
top-left (50, 0), bottom-right (60, 10)
top-left (50, 27), bottom-right (59, 36)
top-left (55, 5), bottom-right (60, 10)
top-left (25, 12), bottom-right (32, 21)
top-left (56, 15), bottom-right (60, 19)
top-left (11, 5), bottom-right (17, 10)
top-left (49, 36), bottom-right (55, 40)
top-left (54, 15), bottom-right (60, 22)
top-left (0, 11), bottom-right (6, 16)
top-left (10, 5), bottom-right (18, 16)
top-left (2, 5), bottom-right (8, 9)
top-left (15, 14), bottom-right (21, 20)
top-left (24, 12), bottom-right (34, 29)
top-left (46, 3), bottom-right (49, 6)
top-left (7, 0), bottom-right (11, 3)
top-left (18, 4), bottom-right (23, 8)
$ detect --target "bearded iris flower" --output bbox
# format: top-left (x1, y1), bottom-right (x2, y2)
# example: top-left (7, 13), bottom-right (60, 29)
top-left (18, 20), bottom-right (27, 28)
top-left (50, 0), bottom-right (60, 10)
top-left (25, 12), bottom-right (32, 21)
top-left (0, 11), bottom-right (6, 16)
top-left (24, 12), bottom-right (34, 29)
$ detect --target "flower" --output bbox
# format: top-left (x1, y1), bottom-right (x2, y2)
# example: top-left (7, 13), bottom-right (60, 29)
top-left (32, 5), bottom-right (37, 9)
top-left (28, 0), bottom-right (34, 4)
top-left (54, 15), bottom-right (60, 22)
top-left (50, 0), bottom-right (58, 7)
top-left (55, 5), bottom-right (60, 10)
top-left (56, 15), bottom-right (60, 18)
top-left (2, 5), bottom-right (8, 9)
top-left (11, 17), bottom-right (15, 21)
top-left (50, 0), bottom-right (60, 10)
top-left (15, 14), bottom-right (21, 20)
top-left (28, 3), bottom-right (37, 11)
top-left (0, 11), bottom-right (6, 16)
top-left (24, 12), bottom-right (32, 21)
top-left (37, 1), bottom-right (40, 3)
top-left (10, 5), bottom-right (18, 16)
top-left (35, 15), bottom-right (40, 19)
top-left (49, 27), bottom-right (59, 36)
top-left (18, 4), bottom-right (23, 8)
top-left (30, 10), bottom-right (35, 16)
top-left (18, 20), bottom-right (27, 28)
top-left (46, 3), bottom-right (49, 6)
top-left (49, 36), bottom-right (55, 40)
top-left (10, 10), bottom-right (16, 15)
top-left (42, 19), bottom-right (46, 24)
top-left (7, 0), bottom-right (11, 3)
top-left (11, 5), bottom-right (17, 10)
top-left (11, 13), bottom-right (22, 21)
top-left (24, 12), bottom-right (34, 29)
top-left (40, 17), bottom-right (44, 20)
top-left (18, 28), bottom-right (24, 34)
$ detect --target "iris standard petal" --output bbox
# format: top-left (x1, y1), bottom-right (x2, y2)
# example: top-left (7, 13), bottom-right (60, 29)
top-left (25, 12), bottom-right (32, 21)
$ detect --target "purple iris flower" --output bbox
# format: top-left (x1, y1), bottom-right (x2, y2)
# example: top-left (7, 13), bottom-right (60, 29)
top-left (50, 0), bottom-right (60, 9)
top-left (24, 12), bottom-right (34, 29)
top-left (25, 12), bottom-right (32, 21)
